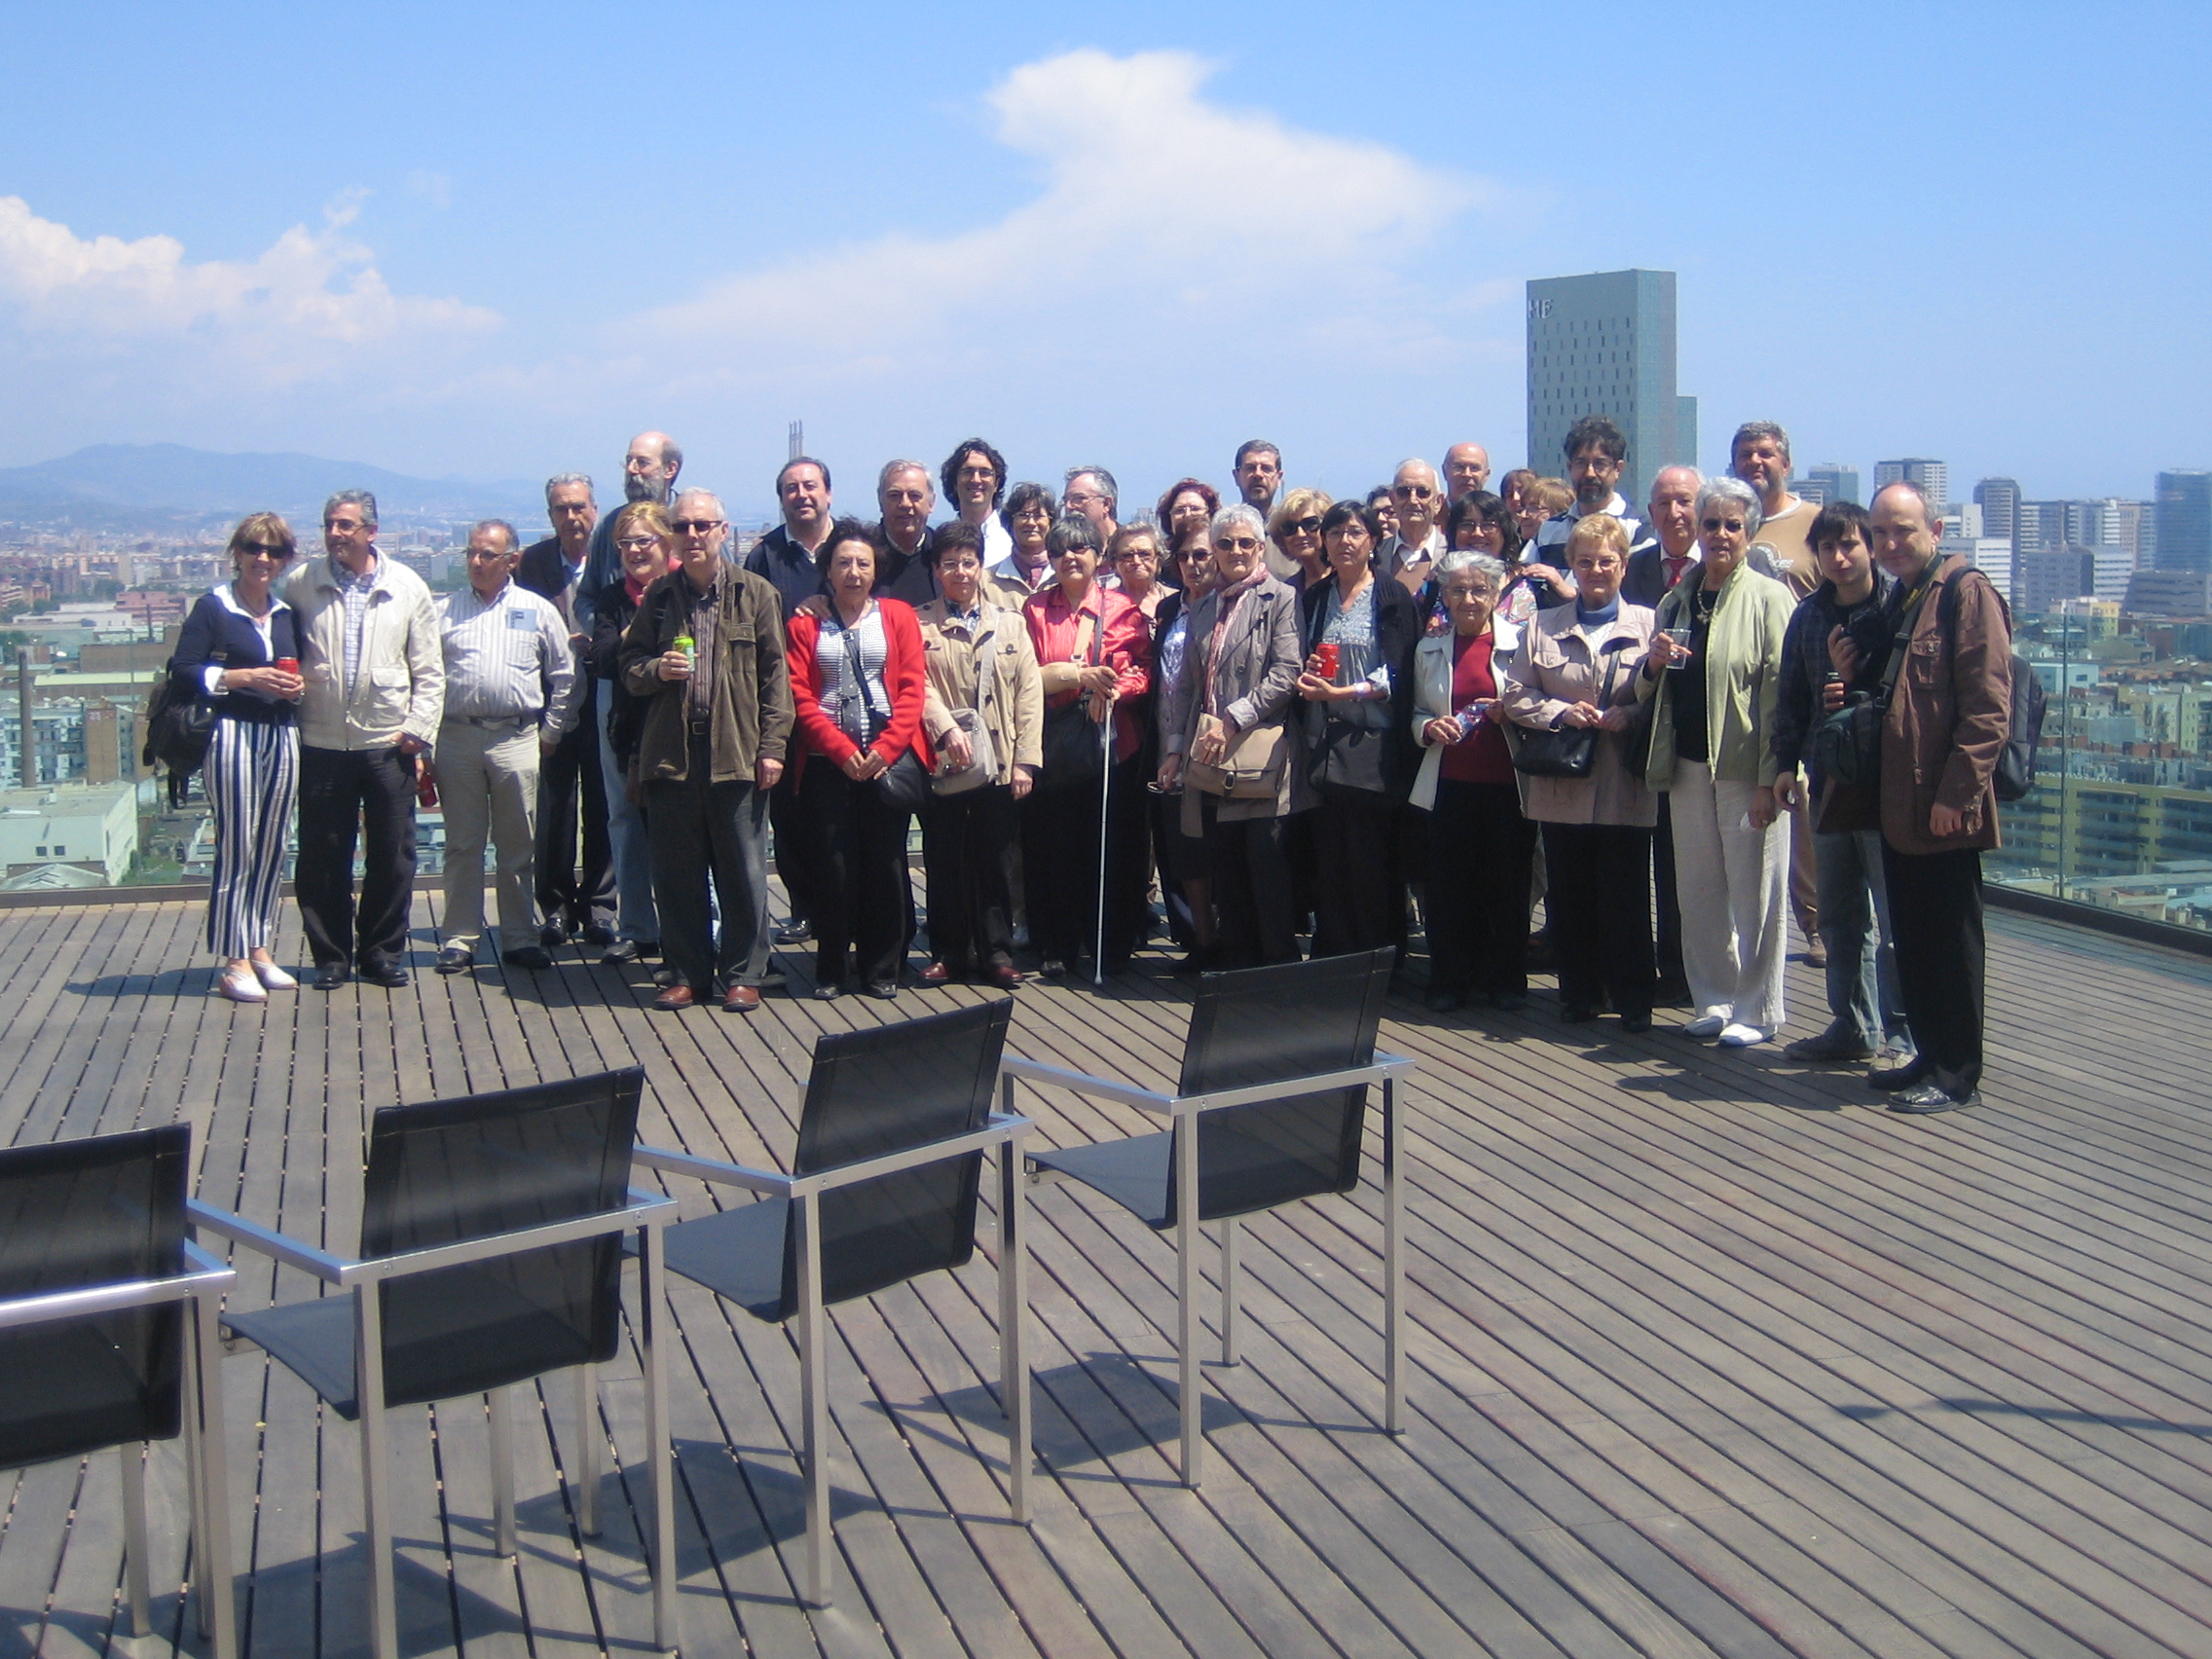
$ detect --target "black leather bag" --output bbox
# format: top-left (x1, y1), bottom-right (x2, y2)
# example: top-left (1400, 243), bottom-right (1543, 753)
top-left (1510, 722), bottom-right (1598, 779)
top-left (874, 748), bottom-right (930, 813)
top-left (1812, 693), bottom-right (1883, 789)
top-left (1034, 606), bottom-right (1108, 797)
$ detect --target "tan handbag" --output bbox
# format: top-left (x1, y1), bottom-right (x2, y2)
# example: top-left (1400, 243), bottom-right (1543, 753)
top-left (1186, 715), bottom-right (1286, 800)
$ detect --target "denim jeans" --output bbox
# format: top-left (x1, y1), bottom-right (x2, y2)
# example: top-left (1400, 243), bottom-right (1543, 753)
top-left (1814, 828), bottom-right (1909, 1048)
top-left (597, 683), bottom-right (660, 943)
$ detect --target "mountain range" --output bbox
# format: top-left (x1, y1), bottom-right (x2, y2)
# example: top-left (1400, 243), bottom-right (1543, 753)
top-left (0, 444), bottom-right (541, 530)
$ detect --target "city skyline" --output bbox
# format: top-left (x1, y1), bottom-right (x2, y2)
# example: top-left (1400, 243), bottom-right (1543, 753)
top-left (0, 2), bottom-right (2205, 507)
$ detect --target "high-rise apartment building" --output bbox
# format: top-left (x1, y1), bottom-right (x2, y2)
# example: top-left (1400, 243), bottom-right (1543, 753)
top-left (1526, 269), bottom-right (1690, 509)
top-left (2156, 469), bottom-right (2211, 574)
top-left (1973, 477), bottom-right (2020, 544)
top-left (1874, 459), bottom-right (1949, 515)
top-left (1804, 463), bottom-right (1861, 505)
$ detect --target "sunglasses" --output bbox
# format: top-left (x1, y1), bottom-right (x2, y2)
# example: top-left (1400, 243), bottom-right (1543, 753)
top-left (1287, 515), bottom-right (1322, 535)
top-left (1701, 518), bottom-right (1746, 533)
top-left (673, 518), bottom-right (724, 534)
top-left (1213, 536), bottom-right (1261, 553)
top-left (237, 542), bottom-right (289, 560)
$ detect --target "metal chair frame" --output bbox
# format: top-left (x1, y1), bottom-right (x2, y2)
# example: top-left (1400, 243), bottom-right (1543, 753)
top-left (0, 1242), bottom-right (238, 1657)
top-left (634, 1106), bottom-right (1033, 1609)
top-left (1002, 1050), bottom-right (1414, 1489)
top-left (189, 1190), bottom-right (680, 1659)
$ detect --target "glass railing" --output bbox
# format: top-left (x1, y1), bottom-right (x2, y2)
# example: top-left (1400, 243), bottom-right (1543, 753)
top-left (1983, 601), bottom-right (2212, 935)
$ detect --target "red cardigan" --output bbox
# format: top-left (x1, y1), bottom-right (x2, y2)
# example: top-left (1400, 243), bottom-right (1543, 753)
top-left (786, 600), bottom-right (935, 788)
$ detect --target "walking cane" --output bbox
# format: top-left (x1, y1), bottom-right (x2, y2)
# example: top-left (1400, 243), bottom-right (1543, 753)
top-left (1093, 696), bottom-right (1113, 987)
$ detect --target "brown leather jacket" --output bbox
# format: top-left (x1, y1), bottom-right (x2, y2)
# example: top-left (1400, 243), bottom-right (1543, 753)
top-left (1880, 554), bottom-right (2010, 857)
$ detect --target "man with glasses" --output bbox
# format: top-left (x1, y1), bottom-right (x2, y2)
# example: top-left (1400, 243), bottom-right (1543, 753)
top-left (619, 489), bottom-right (793, 1012)
top-left (519, 472), bottom-right (615, 951)
top-left (286, 490), bottom-right (444, 989)
top-left (575, 429), bottom-right (683, 627)
top-left (1534, 416), bottom-right (1642, 571)
top-left (1380, 459), bottom-right (1448, 591)
top-left (433, 521), bottom-right (579, 977)
top-left (942, 438), bottom-right (1014, 569)
top-left (745, 455), bottom-right (837, 943)
top-left (1062, 466), bottom-right (1119, 547)
top-left (1443, 442), bottom-right (1493, 502)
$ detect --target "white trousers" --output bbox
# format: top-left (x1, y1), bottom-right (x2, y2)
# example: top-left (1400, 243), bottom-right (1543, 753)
top-left (1668, 760), bottom-right (1788, 1032)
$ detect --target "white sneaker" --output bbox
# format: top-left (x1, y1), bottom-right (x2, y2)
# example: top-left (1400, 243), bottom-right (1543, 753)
top-left (252, 959), bottom-right (298, 990)
top-left (1680, 1014), bottom-right (1727, 1039)
top-left (1717, 1023), bottom-right (1770, 1048)
top-left (217, 968), bottom-right (267, 1004)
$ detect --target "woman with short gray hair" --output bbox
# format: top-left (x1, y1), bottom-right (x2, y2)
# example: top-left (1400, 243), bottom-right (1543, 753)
top-left (1410, 550), bottom-right (1532, 1011)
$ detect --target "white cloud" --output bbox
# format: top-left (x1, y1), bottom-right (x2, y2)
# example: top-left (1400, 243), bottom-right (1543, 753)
top-left (640, 49), bottom-right (1483, 382)
top-left (0, 194), bottom-right (498, 382)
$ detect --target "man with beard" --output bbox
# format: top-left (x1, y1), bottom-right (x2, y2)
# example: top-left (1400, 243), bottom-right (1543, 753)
top-left (874, 460), bottom-right (940, 605)
top-left (1236, 441), bottom-right (1293, 579)
top-left (1534, 417), bottom-right (1642, 571)
top-left (745, 455), bottom-right (836, 943)
top-left (1062, 466), bottom-right (1120, 549)
top-left (577, 430), bottom-right (683, 623)
top-left (943, 438), bottom-right (1014, 568)
top-left (519, 472), bottom-right (615, 948)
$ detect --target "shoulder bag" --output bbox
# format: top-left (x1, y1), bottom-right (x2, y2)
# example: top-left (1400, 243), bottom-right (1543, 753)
top-left (932, 618), bottom-right (1000, 796)
top-left (1511, 638), bottom-right (1623, 780)
top-left (1035, 604), bottom-right (1108, 796)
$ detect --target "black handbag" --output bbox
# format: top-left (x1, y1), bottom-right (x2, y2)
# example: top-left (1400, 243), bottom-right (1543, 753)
top-left (1034, 605), bottom-right (1108, 796)
top-left (874, 748), bottom-right (930, 813)
top-left (1809, 579), bottom-right (1927, 793)
top-left (1512, 640), bottom-right (1627, 780)
top-left (142, 675), bottom-right (218, 806)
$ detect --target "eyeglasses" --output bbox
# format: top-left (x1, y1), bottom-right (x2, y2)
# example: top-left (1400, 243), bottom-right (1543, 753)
top-left (1395, 486), bottom-right (1436, 500)
top-left (236, 542), bottom-right (288, 560)
top-left (1701, 518), bottom-right (1746, 533)
top-left (615, 535), bottom-right (664, 552)
top-left (1213, 536), bottom-right (1261, 553)
top-left (673, 519), bottom-right (724, 534)
top-left (1288, 516), bottom-right (1322, 535)
top-left (325, 519), bottom-right (366, 533)
top-left (1113, 547), bottom-right (1158, 563)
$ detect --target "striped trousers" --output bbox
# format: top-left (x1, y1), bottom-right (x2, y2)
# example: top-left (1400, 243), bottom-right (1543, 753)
top-left (205, 718), bottom-right (299, 960)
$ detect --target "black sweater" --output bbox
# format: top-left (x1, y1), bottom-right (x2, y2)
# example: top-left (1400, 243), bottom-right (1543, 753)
top-left (168, 589), bottom-right (302, 726)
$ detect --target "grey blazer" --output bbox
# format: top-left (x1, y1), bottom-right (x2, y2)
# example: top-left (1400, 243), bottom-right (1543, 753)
top-left (1161, 573), bottom-right (1308, 819)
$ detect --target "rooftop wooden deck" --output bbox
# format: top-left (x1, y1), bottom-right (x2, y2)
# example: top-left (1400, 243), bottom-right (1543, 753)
top-left (2, 888), bottom-right (2209, 1658)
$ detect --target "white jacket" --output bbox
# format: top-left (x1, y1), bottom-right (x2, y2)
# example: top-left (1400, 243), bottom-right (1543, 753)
top-left (1407, 618), bottom-right (1520, 812)
top-left (284, 553), bottom-right (445, 751)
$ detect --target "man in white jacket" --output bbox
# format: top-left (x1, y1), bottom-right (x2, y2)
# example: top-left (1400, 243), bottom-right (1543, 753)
top-left (285, 490), bottom-right (445, 988)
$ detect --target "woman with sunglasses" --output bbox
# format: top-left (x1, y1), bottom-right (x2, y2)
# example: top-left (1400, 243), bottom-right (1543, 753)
top-left (1640, 476), bottom-right (1797, 1047)
top-left (1268, 488), bottom-right (1333, 593)
top-left (170, 513), bottom-right (306, 1002)
top-left (1149, 524), bottom-right (1221, 966)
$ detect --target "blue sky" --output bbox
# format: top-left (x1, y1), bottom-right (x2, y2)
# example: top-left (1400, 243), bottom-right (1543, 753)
top-left (2, 0), bottom-right (2205, 520)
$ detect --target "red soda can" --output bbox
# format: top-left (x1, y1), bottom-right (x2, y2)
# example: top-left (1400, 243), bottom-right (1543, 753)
top-left (275, 656), bottom-right (299, 675)
top-left (1315, 642), bottom-right (1341, 678)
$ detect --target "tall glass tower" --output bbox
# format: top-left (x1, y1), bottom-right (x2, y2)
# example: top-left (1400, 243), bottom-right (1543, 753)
top-left (2156, 469), bottom-right (2211, 573)
top-left (1526, 269), bottom-right (1688, 510)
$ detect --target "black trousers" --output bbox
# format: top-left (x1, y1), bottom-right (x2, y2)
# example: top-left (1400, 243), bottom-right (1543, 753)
top-left (535, 689), bottom-right (614, 933)
top-left (922, 784), bottom-right (1018, 974)
top-left (1881, 843), bottom-right (1984, 1097)
top-left (804, 761), bottom-right (911, 989)
top-left (1021, 756), bottom-right (1149, 968)
top-left (1426, 780), bottom-right (1535, 999)
top-left (1653, 794), bottom-right (1684, 985)
top-left (1541, 822), bottom-right (1655, 1018)
top-left (1309, 785), bottom-right (1407, 960)
top-left (297, 744), bottom-right (419, 971)
top-left (768, 763), bottom-right (818, 926)
top-left (1198, 795), bottom-right (1297, 967)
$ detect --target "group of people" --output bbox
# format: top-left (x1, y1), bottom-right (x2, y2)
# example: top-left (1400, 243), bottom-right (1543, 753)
top-left (171, 414), bottom-right (2012, 1115)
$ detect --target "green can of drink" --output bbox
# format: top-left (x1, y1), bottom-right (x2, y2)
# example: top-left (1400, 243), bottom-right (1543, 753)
top-left (673, 634), bottom-right (695, 666)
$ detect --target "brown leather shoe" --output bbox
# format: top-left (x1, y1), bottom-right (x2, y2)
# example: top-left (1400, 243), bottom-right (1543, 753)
top-left (722, 984), bottom-right (761, 1014)
top-left (919, 961), bottom-right (953, 985)
top-left (986, 966), bottom-right (1024, 990)
top-left (652, 984), bottom-right (701, 1011)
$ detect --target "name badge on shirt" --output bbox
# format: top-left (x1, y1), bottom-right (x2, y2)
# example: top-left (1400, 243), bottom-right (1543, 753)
top-left (507, 608), bottom-right (535, 631)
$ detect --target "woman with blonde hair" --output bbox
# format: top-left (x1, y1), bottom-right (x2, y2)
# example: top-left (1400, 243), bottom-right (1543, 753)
top-left (169, 512), bottom-right (305, 1001)
top-left (1269, 487), bottom-right (1333, 592)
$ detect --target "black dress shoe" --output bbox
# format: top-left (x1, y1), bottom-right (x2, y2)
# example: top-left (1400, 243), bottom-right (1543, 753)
top-left (434, 945), bottom-right (473, 976)
top-left (600, 940), bottom-right (643, 965)
top-left (1868, 1058), bottom-right (1931, 1093)
top-left (866, 979), bottom-right (899, 1001)
top-left (313, 962), bottom-right (350, 991)
top-left (775, 918), bottom-right (813, 945)
top-left (501, 946), bottom-right (556, 971)
top-left (813, 979), bottom-right (844, 1002)
top-left (538, 922), bottom-right (569, 949)
top-left (582, 923), bottom-right (617, 948)
top-left (1618, 1013), bottom-right (1652, 1034)
top-left (358, 961), bottom-right (410, 988)
top-left (1890, 1082), bottom-right (1978, 1114)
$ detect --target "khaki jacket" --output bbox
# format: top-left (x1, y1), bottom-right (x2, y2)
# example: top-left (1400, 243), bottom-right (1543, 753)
top-left (915, 598), bottom-right (1045, 783)
top-left (1500, 603), bottom-right (1657, 827)
top-left (284, 554), bottom-right (444, 751)
top-left (619, 566), bottom-right (793, 784)
top-left (1881, 555), bottom-right (2010, 856)
top-left (1640, 562), bottom-right (1794, 791)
